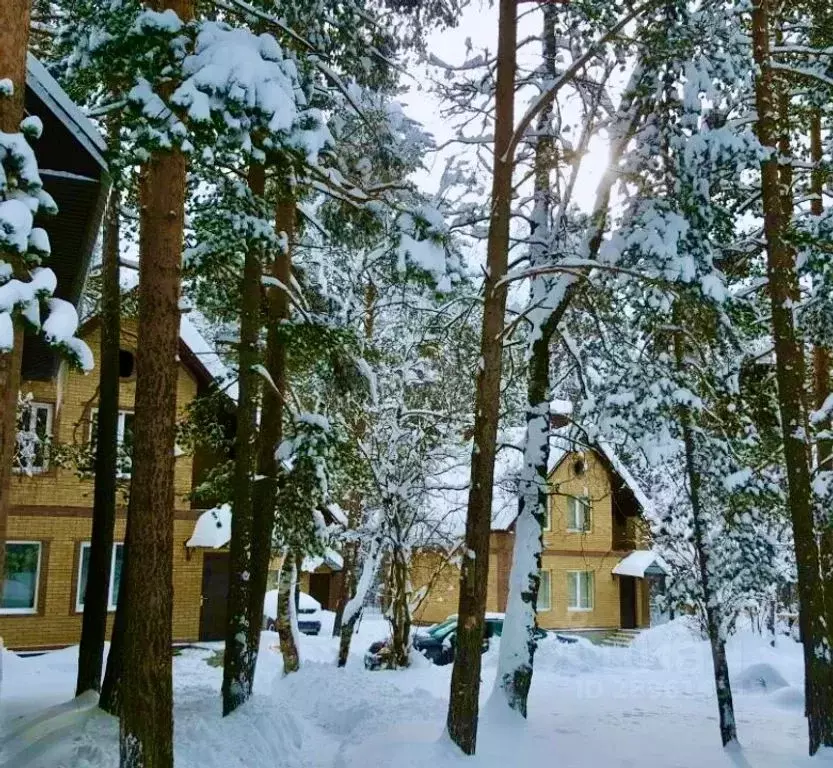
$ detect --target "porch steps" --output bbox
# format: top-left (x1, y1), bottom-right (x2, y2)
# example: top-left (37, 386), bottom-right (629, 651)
top-left (598, 628), bottom-right (642, 648)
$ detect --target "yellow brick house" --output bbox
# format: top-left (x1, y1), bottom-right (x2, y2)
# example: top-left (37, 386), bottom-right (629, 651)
top-left (1, 315), bottom-right (234, 651)
top-left (1, 59), bottom-right (238, 652)
top-left (411, 444), bottom-right (668, 634)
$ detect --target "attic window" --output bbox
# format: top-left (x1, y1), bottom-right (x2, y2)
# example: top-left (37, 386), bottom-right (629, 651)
top-left (119, 350), bottom-right (135, 379)
top-left (573, 458), bottom-right (586, 476)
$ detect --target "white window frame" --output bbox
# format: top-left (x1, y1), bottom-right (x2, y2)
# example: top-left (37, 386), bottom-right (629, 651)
top-left (14, 401), bottom-right (53, 474)
top-left (538, 570), bottom-right (552, 612)
top-left (543, 500), bottom-right (552, 531)
top-left (76, 542), bottom-right (124, 613)
top-left (566, 495), bottom-right (591, 533)
top-left (567, 570), bottom-right (594, 612)
top-left (90, 409), bottom-right (134, 479)
top-left (1, 541), bottom-right (43, 615)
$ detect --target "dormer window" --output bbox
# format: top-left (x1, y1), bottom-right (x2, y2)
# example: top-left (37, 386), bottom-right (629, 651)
top-left (119, 349), bottom-right (136, 379)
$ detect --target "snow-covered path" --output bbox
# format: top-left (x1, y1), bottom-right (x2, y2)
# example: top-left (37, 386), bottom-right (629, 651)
top-left (2, 616), bottom-right (832, 768)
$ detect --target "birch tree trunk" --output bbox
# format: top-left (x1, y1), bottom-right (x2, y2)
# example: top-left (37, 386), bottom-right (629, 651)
top-left (222, 162), bottom-right (265, 715)
top-left (492, 2), bottom-right (558, 716)
top-left (276, 552), bottom-right (300, 674)
top-left (446, 0), bottom-right (517, 753)
top-left (751, 0), bottom-right (833, 752)
top-left (0, 0), bottom-right (31, 601)
top-left (119, 1), bottom-right (192, 761)
top-left (77, 137), bottom-right (121, 696)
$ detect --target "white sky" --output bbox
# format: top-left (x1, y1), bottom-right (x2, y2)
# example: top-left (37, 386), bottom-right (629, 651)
top-left (400, 0), bottom-right (615, 214)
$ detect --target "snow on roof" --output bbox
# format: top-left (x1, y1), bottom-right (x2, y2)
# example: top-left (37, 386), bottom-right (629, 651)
top-left (186, 504), bottom-right (231, 548)
top-left (26, 54), bottom-right (107, 169)
top-left (179, 313), bottom-right (238, 401)
top-left (612, 550), bottom-right (669, 578)
top-left (301, 547), bottom-right (343, 572)
top-left (596, 439), bottom-right (653, 515)
top-left (550, 398), bottom-right (573, 416)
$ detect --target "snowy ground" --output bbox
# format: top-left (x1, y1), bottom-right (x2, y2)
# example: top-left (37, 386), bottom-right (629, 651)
top-left (2, 612), bottom-right (832, 767)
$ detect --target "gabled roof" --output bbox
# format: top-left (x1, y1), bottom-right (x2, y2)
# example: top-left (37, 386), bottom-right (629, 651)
top-left (75, 310), bottom-right (235, 398)
top-left (20, 55), bottom-right (110, 381)
top-left (546, 433), bottom-right (651, 515)
top-left (114, 265), bottom-right (238, 399)
top-left (26, 54), bottom-right (107, 170)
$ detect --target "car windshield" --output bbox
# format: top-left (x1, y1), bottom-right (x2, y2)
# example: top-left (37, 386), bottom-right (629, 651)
top-left (427, 617), bottom-right (457, 636)
top-left (431, 622), bottom-right (458, 640)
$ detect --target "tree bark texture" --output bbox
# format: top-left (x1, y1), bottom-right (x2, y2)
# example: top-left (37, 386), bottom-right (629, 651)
top-left (0, 0), bottom-right (32, 603)
top-left (751, 0), bottom-right (833, 753)
top-left (674, 323), bottom-right (738, 746)
top-left (446, 0), bottom-right (516, 754)
top-left (77, 164), bottom-right (122, 697)
top-left (119, 1), bottom-right (192, 754)
top-left (494, 2), bottom-right (557, 717)
top-left (247, 191), bottom-right (294, 677)
top-left (222, 162), bottom-right (265, 715)
top-left (387, 544), bottom-right (411, 668)
top-left (276, 552), bottom-right (300, 674)
top-left (333, 282), bottom-right (376, 649)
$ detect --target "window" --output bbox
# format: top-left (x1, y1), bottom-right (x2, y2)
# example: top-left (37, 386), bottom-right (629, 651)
top-left (566, 496), bottom-right (591, 532)
top-left (538, 570), bottom-right (552, 611)
top-left (76, 542), bottom-right (124, 612)
top-left (567, 571), bottom-right (594, 611)
top-left (89, 410), bottom-right (135, 478)
top-left (1, 542), bottom-right (42, 614)
top-left (119, 349), bottom-right (136, 379)
top-left (15, 401), bottom-right (53, 473)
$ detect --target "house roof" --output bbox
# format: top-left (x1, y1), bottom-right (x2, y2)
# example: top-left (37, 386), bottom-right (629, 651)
top-left (26, 55), bottom-right (107, 169)
top-left (490, 434), bottom-right (652, 533)
top-left (20, 55), bottom-right (110, 381)
top-left (546, 433), bottom-right (651, 516)
top-left (75, 309), bottom-right (236, 398)
top-left (612, 551), bottom-right (669, 578)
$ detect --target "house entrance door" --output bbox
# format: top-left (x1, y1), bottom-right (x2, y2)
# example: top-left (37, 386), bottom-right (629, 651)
top-left (199, 552), bottom-right (230, 641)
top-left (619, 575), bottom-right (637, 629)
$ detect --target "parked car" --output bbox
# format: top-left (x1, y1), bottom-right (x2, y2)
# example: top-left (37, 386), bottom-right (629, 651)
top-left (364, 613), bottom-right (548, 670)
top-left (263, 590), bottom-right (323, 636)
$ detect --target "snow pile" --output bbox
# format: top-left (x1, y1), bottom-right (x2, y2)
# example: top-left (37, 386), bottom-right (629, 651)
top-left (0, 617), bottom-right (828, 768)
top-left (735, 662), bottom-right (789, 693)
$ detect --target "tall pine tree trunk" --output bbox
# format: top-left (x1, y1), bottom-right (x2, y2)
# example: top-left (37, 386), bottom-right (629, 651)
top-left (674, 323), bottom-right (737, 746)
top-left (0, 0), bottom-right (31, 597)
top-left (222, 163), bottom-right (264, 715)
top-left (751, 0), bottom-right (833, 752)
top-left (247, 189), bottom-right (295, 676)
top-left (811, 106), bottom-right (833, 650)
top-left (446, 0), bottom-right (516, 754)
top-left (119, 0), bottom-right (192, 758)
top-left (77, 146), bottom-right (121, 696)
